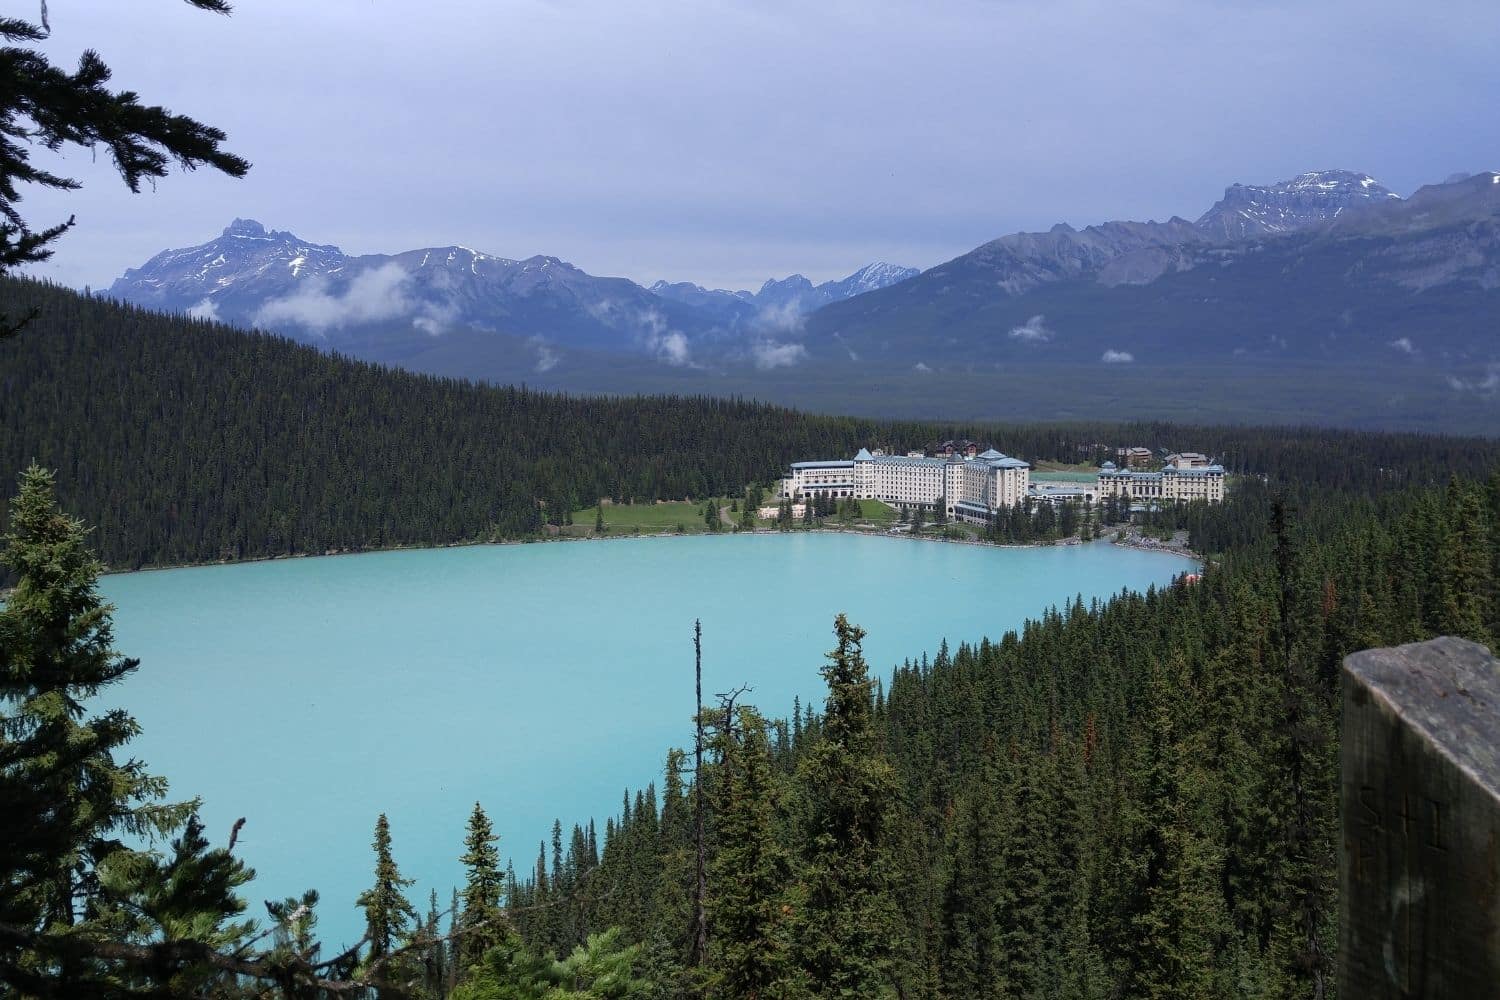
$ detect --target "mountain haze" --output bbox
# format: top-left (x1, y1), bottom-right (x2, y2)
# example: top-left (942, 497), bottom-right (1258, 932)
top-left (649, 263), bottom-right (919, 328)
top-left (106, 222), bottom-right (916, 368)
top-left (804, 169), bottom-right (1500, 369)
top-left (97, 169), bottom-right (1500, 433)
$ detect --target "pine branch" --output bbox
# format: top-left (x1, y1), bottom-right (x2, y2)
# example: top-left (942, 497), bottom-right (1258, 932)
top-left (0, 4), bottom-right (247, 295)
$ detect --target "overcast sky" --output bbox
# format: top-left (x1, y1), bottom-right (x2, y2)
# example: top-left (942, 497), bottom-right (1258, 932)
top-left (19, 0), bottom-right (1500, 291)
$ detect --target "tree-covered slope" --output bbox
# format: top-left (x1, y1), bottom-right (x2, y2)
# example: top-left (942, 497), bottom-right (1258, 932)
top-left (4, 275), bottom-right (1499, 579)
top-left (507, 474), bottom-right (1500, 999)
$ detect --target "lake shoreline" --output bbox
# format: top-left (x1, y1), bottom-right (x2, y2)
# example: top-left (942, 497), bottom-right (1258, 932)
top-left (87, 519), bottom-right (1200, 583)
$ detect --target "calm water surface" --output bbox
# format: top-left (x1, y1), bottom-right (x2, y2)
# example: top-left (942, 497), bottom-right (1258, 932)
top-left (100, 533), bottom-right (1192, 948)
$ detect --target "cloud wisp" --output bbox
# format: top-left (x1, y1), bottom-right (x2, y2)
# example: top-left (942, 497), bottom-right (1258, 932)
top-left (755, 299), bottom-right (806, 336)
top-left (186, 298), bottom-right (221, 322)
top-left (528, 336), bottom-right (561, 373)
top-left (750, 339), bottom-right (808, 370)
top-left (1446, 364), bottom-right (1500, 393)
top-left (1008, 314), bottom-right (1052, 342)
top-left (1101, 349), bottom-right (1135, 363)
top-left (588, 299), bottom-right (697, 367)
top-left (250, 263), bottom-right (460, 337)
top-left (649, 330), bottom-right (693, 366)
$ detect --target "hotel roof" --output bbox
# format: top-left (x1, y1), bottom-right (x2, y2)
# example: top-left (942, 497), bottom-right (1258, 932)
top-left (792, 450), bottom-right (1032, 472)
top-left (1101, 463), bottom-right (1225, 479)
top-left (871, 454), bottom-right (949, 468)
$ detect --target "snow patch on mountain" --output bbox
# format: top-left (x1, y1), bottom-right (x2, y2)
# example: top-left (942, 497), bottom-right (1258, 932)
top-left (1195, 170), bottom-right (1401, 241)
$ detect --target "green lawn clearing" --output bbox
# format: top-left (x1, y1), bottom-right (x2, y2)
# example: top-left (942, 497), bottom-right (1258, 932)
top-left (572, 500), bottom-right (725, 535)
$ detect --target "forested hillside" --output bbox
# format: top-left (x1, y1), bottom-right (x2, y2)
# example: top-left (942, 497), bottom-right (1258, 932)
top-left (4, 276), bottom-right (1498, 582)
top-left (501, 472), bottom-right (1500, 999)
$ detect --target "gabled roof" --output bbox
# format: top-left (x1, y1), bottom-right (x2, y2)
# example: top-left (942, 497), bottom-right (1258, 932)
top-left (854, 448), bottom-right (873, 461)
top-left (976, 448), bottom-right (1004, 460)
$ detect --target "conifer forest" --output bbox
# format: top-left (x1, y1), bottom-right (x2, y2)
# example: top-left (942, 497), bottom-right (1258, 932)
top-left (3, 276), bottom-right (1500, 997)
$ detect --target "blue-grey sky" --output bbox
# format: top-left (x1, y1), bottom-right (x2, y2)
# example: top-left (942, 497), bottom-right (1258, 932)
top-left (20, 0), bottom-right (1500, 291)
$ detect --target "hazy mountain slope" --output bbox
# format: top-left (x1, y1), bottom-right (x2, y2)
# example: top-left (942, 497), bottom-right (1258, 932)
top-left (108, 221), bottom-right (916, 365)
top-left (93, 170), bottom-right (1500, 433)
top-left (646, 262), bottom-right (919, 327)
top-left (804, 171), bottom-right (1500, 366)
top-left (106, 219), bottom-right (715, 357)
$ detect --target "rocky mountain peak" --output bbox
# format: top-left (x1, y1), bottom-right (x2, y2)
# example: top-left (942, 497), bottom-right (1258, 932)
top-left (222, 218), bottom-right (269, 238)
top-left (842, 262), bottom-right (919, 294)
top-left (759, 274), bottom-right (814, 295)
top-left (1195, 169), bottom-right (1400, 241)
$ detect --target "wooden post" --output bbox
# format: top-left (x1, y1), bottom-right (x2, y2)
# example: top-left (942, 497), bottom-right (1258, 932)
top-left (1340, 637), bottom-right (1500, 998)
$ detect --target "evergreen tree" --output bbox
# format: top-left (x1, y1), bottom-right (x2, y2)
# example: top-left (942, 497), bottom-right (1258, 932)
top-left (454, 927), bottom-right (649, 1000)
top-left (460, 802), bottom-right (506, 967)
top-left (708, 708), bottom-right (790, 999)
top-left (357, 813), bottom-right (419, 975)
top-left (0, 467), bottom-right (257, 994)
top-left (1438, 478), bottom-right (1492, 643)
top-left (109, 813), bottom-right (257, 996)
top-left (938, 765), bottom-right (1004, 996)
top-left (1059, 499), bottom-right (1079, 539)
top-left (789, 615), bottom-right (902, 997)
top-left (423, 888), bottom-right (449, 997)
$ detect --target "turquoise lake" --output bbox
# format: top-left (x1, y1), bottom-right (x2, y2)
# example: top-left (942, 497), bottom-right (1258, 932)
top-left (98, 533), bottom-right (1193, 949)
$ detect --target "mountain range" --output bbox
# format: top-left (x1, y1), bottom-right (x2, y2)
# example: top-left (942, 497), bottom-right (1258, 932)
top-left (803, 169), bottom-right (1500, 368)
top-left (102, 168), bottom-right (1500, 432)
top-left (106, 220), bottom-right (916, 370)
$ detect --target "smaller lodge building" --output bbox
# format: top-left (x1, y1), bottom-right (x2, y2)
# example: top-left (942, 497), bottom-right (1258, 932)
top-left (1096, 453), bottom-right (1225, 504)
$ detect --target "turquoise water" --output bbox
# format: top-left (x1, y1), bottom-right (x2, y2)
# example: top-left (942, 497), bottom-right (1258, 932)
top-left (98, 533), bottom-right (1192, 949)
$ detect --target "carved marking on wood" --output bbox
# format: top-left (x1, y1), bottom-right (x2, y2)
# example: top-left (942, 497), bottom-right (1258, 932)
top-left (1340, 638), bottom-right (1500, 1000)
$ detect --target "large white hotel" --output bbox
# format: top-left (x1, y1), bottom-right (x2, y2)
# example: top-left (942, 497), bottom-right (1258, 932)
top-left (784, 448), bottom-right (1032, 522)
top-left (783, 447), bottom-right (1224, 521)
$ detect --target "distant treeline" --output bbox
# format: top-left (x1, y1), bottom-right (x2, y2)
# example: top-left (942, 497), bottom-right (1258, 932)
top-left (3, 275), bottom-right (1499, 583)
